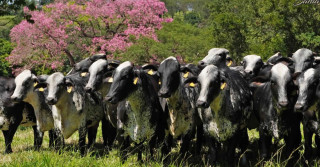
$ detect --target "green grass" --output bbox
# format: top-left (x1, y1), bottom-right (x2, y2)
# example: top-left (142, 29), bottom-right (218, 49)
top-left (1, 124), bottom-right (320, 167)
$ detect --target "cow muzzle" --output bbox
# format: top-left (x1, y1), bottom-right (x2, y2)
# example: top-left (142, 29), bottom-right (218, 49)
top-left (46, 97), bottom-right (58, 105)
top-left (84, 86), bottom-right (93, 92)
top-left (196, 100), bottom-right (208, 108)
top-left (10, 96), bottom-right (22, 103)
top-left (158, 89), bottom-right (170, 98)
top-left (105, 96), bottom-right (117, 104)
top-left (294, 103), bottom-right (304, 112)
top-left (278, 100), bottom-right (288, 108)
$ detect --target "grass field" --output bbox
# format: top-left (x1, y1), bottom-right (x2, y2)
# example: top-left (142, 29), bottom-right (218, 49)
top-left (0, 124), bottom-right (320, 167)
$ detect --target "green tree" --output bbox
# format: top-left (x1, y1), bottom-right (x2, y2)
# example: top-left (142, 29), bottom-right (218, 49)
top-left (0, 38), bottom-right (12, 76)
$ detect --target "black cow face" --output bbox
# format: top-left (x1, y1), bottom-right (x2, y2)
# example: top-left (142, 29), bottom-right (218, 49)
top-left (198, 48), bottom-right (229, 69)
top-left (45, 72), bottom-right (69, 105)
top-left (184, 65), bottom-right (223, 108)
top-left (250, 63), bottom-right (295, 109)
top-left (295, 68), bottom-right (320, 111)
top-left (105, 61), bottom-right (136, 104)
top-left (11, 70), bottom-right (39, 102)
top-left (85, 59), bottom-right (109, 92)
top-left (241, 55), bottom-right (263, 79)
top-left (292, 48), bottom-right (315, 74)
top-left (158, 57), bottom-right (180, 98)
top-left (0, 77), bottom-right (16, 107)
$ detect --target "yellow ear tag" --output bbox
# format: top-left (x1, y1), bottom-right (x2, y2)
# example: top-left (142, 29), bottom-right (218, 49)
top-left (221, 82), bottom-right (226, 90)
top-left (67, 86), bottom-right (73, 93)
top-left (159, 80), bottom-right (161, 85)
top-left (133, 77), bottom-right (139, 85)
top-left (39, 87), bottom-right (44, 92)
top-left (108, 77), bottom-right (113, 83)
top-left (80, 72), bottom-right (87, 77)
top-left (227, 60), bottom-right (233, 67)
top-left (183, 72), bottom-right (189, 78)
top-left (147, 69), bottom-right (154, 75)
top-left (33, 82), bottom-right (38, 87)
top-left (189, 82), bottom-right (195, 87)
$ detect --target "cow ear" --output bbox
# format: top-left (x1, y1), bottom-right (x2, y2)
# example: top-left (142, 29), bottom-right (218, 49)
top-left (142, 64), bottom-right (158, 76)
top-left (184, 77), bottom-right (198, 88)
top-left (64, 77), bottom-right (74, 93)
top-left (107, 60), bottom-right (121, 70)
top-left (90, 53), bottom-right (106, 61)
top-left (274, 57), bottom-right (293, 66)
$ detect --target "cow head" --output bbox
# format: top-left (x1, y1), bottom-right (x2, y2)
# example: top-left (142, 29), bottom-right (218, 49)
top-left (292, 48), bottom-right (315, 74)
top-left (158, 57), bottom-right (180, 98)
top-left (105, 61), bottom-right (137, 104)
top-left (295, 68), bottom-right (320, 112)
top-left (250, 63), bottom-right (296, 109)
top-left (185, 65), bottom-right (224, 108)
top-left (45, 72), bottom-right (69, 105)
top-left (11, 70), bottom-right (39, 102)
top-left (241, 55), bottom-right (263, 79)
top-left (72, 53), bottom-right (107, 74)
top-left (198, 48), bottom-right (229, 69)
top-left (0, 77), bottom-right (16, 107)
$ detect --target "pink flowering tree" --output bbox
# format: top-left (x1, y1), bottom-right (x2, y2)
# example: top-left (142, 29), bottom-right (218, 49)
top-left (8, 0), bottom-right (172, 74)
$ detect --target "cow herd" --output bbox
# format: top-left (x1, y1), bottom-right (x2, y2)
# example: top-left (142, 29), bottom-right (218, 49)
top-left (1, 48), bottom-right (320, 166)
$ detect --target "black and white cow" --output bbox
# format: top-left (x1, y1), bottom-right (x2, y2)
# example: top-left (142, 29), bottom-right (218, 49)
top-left (292, 48), bottom-right (315, 74)
top-left (157, 56), bottom-right (202, 155)
top-left (294, 67), bottom-right (320, 160)
top-left (185, 64), bottom-right (251, 166)
top-left (10, 70), bottom-right (62, 148)
top-left (84, 59), bottom-right (120, 149)
top-left (44, 72), bottom-right (105, 155)
top-left (105, 61), bottom-right (167, 161)
top-left (68, 53), bottom-right (107, 74)
top-left (0, 76), bottom-right (42, 153)
top-left (250, 63), bottom-right (302, 165)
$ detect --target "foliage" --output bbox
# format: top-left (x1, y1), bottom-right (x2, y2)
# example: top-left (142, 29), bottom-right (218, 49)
top-left (0, 15), bottom-right (23, 40)
top-left (119, 20), bottom-right (212, 64)
top-left (0, 0), bottom-right (36, 16)
top-left (0, 38), bottom-right (12, 76)
top-left (8, 0), bottom-right (172, 74)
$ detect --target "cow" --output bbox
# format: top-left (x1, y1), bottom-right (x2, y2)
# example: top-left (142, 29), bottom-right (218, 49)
top-left (250, 63), bottom-right (302, 166)
top-left (294, 67), bottom-right (320, 160)
top-left (68, 53), bottom-right (107, 74)
top-left (44, 72), bottom-right (105, 155)
top-left (184, 64), bottom-right (251, 166)
top-left (291, 48), bottom-right (315, 74)
top-left (84, 59), bottom-right (120, 150)
top-left (10, 70), bottom-right (62, 149)
top-left (0, 76), bottom-right (42, 153)
top-left (105, 61), bottom-right (168, 162)
top-left (157, 56), bottom-right (202, 156)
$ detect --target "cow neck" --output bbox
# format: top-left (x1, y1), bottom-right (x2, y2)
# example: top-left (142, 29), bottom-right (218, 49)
top-left (55, 91), bottom-right (77, 116)
top-left (99, 83), bottom-right (111, 97)
top-left (24, 90), bottom-right (41, 113)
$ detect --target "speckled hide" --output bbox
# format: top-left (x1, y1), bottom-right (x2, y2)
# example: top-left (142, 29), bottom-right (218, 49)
top-left (124, 86), bottom-right (155, 143)
top-left (166, 89), bottom-right (193, 139)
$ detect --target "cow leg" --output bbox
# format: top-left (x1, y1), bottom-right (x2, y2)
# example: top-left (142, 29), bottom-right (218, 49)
top-left (205, 135), bottom-right (217, 166)
top-left (32, 125), bottom-right (43, 151)
top-left (48, 130), bottom-right (55, 148)
top-left (303, 124), bottom-right (313, 160)
top-left (87, 123), bottom-right (99, 149)
top-left (102, 117), bottom-right (116, 150)
top-left (284, 123), bottom-right (301, 167)
top-left (259, 128), bottom-right (272, 160)
top-left (180, 132), bottom-right (192, 156)
top-left (315, 135), bottom-right (320, 157)
top-left (2, 123), bottom-right (19, 154)
top-left (224, 137), bottom-right (237, 166)
top-left (79, 126), bottom-right (87, 156)
top-left (196, 121), bottom-right (203, 155)
top-left (238, 129), bottom-right (249, 166)
top-left (54, 128), bottom-right (64, 152)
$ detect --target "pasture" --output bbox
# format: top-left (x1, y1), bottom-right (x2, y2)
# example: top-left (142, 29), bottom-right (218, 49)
top-left (1, 123), bottom-right (320, 167)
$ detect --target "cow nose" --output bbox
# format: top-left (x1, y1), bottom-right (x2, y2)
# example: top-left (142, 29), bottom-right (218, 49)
top-left (294, 103), bottom-right (303, 111)
top-left (198, 61), bottom-right (206, 68)
top-left (244, 70), bottom-right (253, 75)
top-left (279, 100), bottom-right (288, 107)
top-left (158, 89), bottom-right (170, 97)
top-left (105, 96), bottom-right (112, 102)
top-left (46, 97), bottom-right (57, 105)
top-left (85, 86), bottom-right (92, 92)
top-left (10, 96), bottom-right (21, 102)
top-left (196, 100), bottom-right (207, 108)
